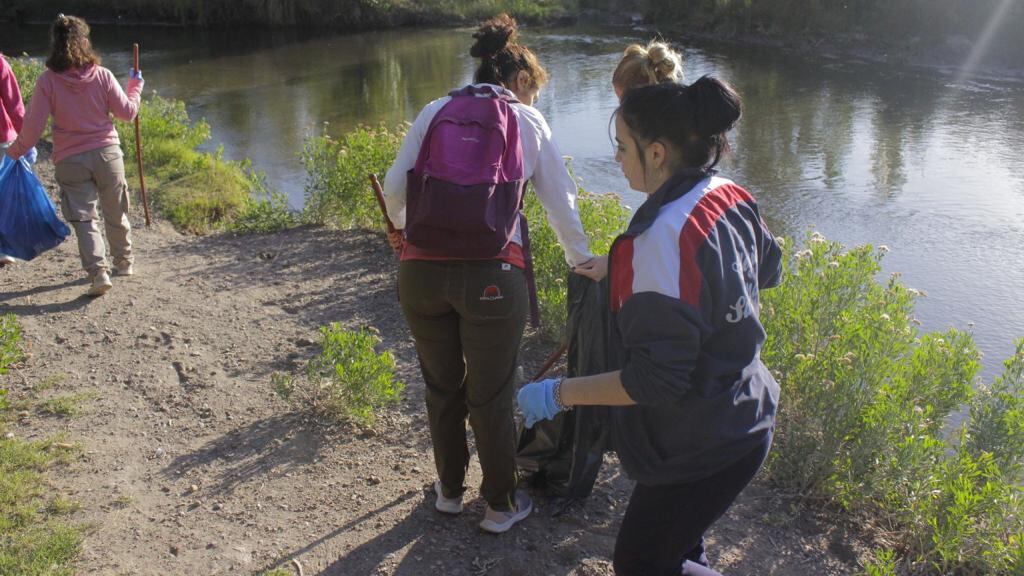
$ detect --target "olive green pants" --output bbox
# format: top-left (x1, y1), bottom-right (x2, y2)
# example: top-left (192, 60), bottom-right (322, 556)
top-left (399, 259), bottom-right (528, 511)
top-left (54, 145), bottom-right (132, 275)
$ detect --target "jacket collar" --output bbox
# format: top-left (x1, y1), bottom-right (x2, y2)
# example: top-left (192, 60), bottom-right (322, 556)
top-left (623, 167), bottom-right (714, 237)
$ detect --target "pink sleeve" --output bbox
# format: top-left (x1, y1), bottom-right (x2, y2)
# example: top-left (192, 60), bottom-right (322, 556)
top-left (105, 68), bottom-right (143, 121)
top-left (0, 56), bottom-right (25, 131)
top-left (6, 75), bottom-right (50, 160)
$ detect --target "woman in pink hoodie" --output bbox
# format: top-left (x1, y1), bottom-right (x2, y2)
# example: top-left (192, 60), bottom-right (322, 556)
top-left (6, 14), bottom-right (144, 296)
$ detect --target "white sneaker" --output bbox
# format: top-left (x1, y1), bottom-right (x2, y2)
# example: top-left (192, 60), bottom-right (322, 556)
top-left (113, 263), bottom-right (134, 276)
top-left (87, 271), bottom-right (113, 296)
top-left (0, 255), bottom-right (15, 267)
top-left (434, 481), bottom-right (463, 515)
top-left (479, 490), bottom-right (532, 534)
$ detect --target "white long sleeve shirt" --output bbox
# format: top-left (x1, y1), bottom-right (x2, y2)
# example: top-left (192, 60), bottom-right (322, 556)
top-left (382, 84), bottom-right (592, 267)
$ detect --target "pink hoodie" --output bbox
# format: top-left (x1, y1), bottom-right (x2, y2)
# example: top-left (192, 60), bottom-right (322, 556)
top-left (7, 64), bottom-right (143, 164)
top-left (0, 54), bottom-right (25, 144)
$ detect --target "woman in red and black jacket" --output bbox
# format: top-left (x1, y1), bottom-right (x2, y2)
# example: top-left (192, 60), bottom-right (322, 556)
top-left (518, 77), bottom-right (783, 576)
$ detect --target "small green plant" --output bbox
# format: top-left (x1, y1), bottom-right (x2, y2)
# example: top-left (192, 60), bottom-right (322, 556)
top-left (260, 569), bottom-right (294, 576)
top-left (45, 497), bottom-right (81, 516)
top-left (525, 176), bottom-right (629, 340)
top-left (38, 393), bottom-right (95, 418)
top-left (272, 324), bottom-right (402, 426)
top-left (33, 373), bottom-right (64, 393)
top-left (860, 549), bottom-right (898, 576)
top-left (301, 123), bottom-right (405, 229)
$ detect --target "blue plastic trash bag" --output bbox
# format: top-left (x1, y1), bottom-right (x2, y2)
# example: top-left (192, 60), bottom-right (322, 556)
top-left (0, 155), bottom-right (70, 261)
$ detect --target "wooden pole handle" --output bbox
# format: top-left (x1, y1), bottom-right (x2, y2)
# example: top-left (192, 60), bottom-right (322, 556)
top-left (132, 43), bottom-right (151, 226)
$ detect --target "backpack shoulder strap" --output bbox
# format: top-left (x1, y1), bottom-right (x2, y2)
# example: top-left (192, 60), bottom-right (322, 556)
top-left (449, 84), bottom-right (520, 104)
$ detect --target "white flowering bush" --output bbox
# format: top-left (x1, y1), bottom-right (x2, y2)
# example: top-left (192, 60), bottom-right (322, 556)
top-left (761, 233), bottom-right (1023, 575)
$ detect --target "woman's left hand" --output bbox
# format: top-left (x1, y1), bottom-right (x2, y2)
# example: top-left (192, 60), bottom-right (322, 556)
top-left (517, 378), bottom-right (563, 428)
top-left (572, 255), bottom-right (608, 282)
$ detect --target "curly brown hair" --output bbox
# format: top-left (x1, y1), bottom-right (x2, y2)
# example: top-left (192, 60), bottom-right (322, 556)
top-left (470, 13), bottom-right (548, 91)
top-left (46, 14), bottom-right (101, 73)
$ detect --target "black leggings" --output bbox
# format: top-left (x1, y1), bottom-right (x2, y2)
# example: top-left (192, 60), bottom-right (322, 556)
top-left (613, 433), bottom-right (773, 576)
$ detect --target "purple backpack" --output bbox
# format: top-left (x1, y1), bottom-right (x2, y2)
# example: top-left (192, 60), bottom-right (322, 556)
top-left (405, 85), bottom-right (525, 258)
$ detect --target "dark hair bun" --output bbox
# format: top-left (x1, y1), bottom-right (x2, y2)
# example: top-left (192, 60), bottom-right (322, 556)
top-left (470, 13), bottom-right (518, 59)
top-left (688, 75), bottom-right (742, 138)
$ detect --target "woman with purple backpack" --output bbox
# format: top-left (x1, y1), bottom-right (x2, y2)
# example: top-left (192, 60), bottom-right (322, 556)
top-left (381, 13), bottom-right (593, 534)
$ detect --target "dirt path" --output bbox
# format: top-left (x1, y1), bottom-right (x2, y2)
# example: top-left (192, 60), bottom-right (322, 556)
top-left (1, 156), bottom-right (865, 575)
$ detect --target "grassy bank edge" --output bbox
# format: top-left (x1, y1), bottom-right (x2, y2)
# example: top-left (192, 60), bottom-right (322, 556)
top-left (1, 315), bottom-right (85, 575)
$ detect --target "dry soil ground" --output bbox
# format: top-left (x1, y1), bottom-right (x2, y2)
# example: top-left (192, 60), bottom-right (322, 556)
top-left (1, 151), bottom-right (868, 575)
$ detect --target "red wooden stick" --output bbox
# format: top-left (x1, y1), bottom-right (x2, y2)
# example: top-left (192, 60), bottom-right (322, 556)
top-left (369, 174), bottom-right (400, 255)
top-left (133, 43), bottom-right (152, 226)
top-left (531, 342), bottom-right (568, 382)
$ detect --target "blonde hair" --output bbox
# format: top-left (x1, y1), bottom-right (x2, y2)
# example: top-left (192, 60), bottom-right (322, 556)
top-left (612, 41), bottom-right (683, 93)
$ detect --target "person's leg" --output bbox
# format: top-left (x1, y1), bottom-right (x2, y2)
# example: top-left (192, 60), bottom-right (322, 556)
top-left (54, 153), bottom-right (105, 276)
top-left (92, 145), bottom-right (133, 272)
top-left (399, 260), bottom-right (469, 499)
top-left (612, 433), bottom-right (772, 576)
top-left (454, 261), bottom-right (528, 512)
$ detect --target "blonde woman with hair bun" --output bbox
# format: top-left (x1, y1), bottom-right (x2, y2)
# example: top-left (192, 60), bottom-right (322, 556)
top-left (612, 40), bottom-right (684, 100)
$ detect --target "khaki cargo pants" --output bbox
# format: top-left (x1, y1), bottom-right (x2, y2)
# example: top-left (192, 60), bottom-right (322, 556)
top-left (54, 145), bottom-right (133, 275)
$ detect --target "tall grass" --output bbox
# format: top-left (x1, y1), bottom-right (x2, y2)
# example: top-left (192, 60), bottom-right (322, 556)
top-left (761, 234), bottom-right (1024, 575)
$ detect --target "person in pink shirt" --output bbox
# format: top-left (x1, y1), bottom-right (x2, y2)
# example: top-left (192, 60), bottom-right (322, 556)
top-left (0, 51), bottom-right (34, 267)
top-left (6, 14), bottom-right (144, 296)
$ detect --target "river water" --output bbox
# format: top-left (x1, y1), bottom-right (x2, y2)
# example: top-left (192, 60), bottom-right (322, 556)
top-left (3, 23), bottom-right (1023, 380)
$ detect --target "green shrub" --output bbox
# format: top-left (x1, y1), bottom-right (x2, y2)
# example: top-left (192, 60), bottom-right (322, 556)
top-left (525, 178), bottom-right (629, 341)
top-left (7, 56), bottom-right (44, 109)
top-left (229, 189), bottom-right (299, 234)
top-left (272, 324), bottom-right (403, 426)
top-left (761, 233), bottom-right (980, 496)
top-left (967, 338), bottom-right (1024, 481)
top-left (906, 445), bottom-right (1024, 574)
top-left (301, 123), bottom-right (405, 229)
top-left (762, 233), bottom-right (1024, 575)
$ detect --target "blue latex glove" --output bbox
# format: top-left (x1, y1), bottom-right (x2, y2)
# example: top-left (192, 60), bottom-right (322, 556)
top-left (517, 378), bottom-right (563, 429)
top-left (24, 146), bottom-right (37, 165)
top-left (130, 69), bottom-right (143, 81)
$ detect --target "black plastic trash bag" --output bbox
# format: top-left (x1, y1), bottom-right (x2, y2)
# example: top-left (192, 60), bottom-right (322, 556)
top-left (0, 156), bottom-right (69, 261)
top-left (516, 273), bottom-right (613, 499)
